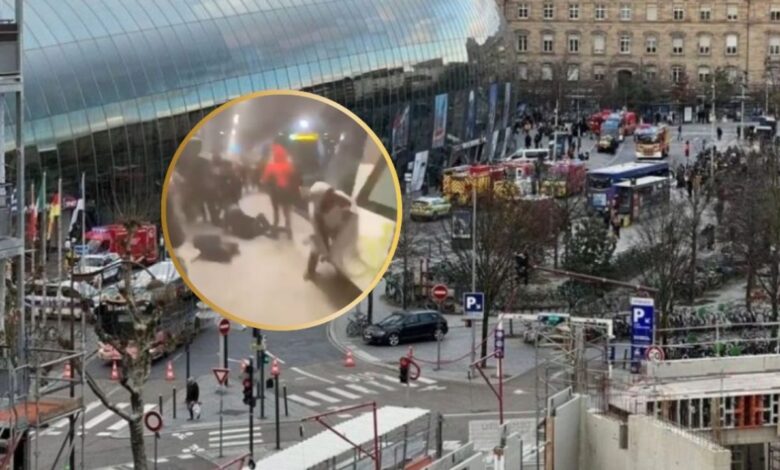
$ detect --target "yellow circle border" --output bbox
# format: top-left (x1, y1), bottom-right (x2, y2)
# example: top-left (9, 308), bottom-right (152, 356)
top-left (160, 89), bottom-right (403, 331)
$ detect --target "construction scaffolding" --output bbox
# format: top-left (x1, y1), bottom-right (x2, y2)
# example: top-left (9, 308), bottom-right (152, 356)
top-left (0, 2), bottom-right (87, 468)
top-left (502, 313), bottom-right (613, 469)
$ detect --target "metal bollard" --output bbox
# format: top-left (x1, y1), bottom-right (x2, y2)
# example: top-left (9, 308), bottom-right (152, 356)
top-left (173, 388), bottom-right (177, 420)
top-left (159, 395), bottom-right (163, 415)
top-left (622, 349), bottom-right (628, 369)
top-left (509, 319), bottom-right (514, 336)
top-left (283, 385), bottom-right (289, 417)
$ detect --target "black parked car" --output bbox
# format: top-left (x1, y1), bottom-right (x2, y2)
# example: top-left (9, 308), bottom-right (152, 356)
top-left (363, 310), bottom-right (448, 346)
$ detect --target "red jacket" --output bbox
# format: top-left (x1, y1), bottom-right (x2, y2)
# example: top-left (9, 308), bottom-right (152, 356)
top-left (262, 144), bottom-right (295, 189)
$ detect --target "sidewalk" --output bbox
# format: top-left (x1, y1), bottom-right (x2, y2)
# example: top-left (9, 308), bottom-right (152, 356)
top-left (328, 278), bottom-right (544, 384)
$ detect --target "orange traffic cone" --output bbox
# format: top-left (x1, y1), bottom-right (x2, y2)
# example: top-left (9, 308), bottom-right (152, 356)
top-left (111, 361), bottom-right (119, 381)
top-left (344, 349), bottom-right (355, 368)
top-left (62, 362), bottom-right (72, 379)
top-left (165, 360), bottom-right (175, 381)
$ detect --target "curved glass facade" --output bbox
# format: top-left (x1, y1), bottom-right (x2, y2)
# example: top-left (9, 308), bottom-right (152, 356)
top-left (6, 0), bottom-right (515, 220)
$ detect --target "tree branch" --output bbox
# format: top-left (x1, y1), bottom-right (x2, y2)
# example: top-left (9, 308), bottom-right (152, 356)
top-left (84, 370), bottom-right (133, 422)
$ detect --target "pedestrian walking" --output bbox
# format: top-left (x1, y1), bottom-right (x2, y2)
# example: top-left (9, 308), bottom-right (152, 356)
top-left (611, 213), bottom-right (621, 239)
top-left (525, 133), bottom-right (532, 149)
top-left (534, 132), bottom-right (542, 149)
top-left (684, 140), bottom-right (690, 159)
top-left (716, 127), bottom-right (723, 141)
top-left (261, 143), bottom-right (299, 240)
top-left (677, 124), bottom-right (682, 141)
top-left (186, 377), bottom-right (200, 420)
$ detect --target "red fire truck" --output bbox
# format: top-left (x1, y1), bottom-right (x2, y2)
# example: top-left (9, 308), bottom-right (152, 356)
top-left (84, 224), bottom-right (159, 265)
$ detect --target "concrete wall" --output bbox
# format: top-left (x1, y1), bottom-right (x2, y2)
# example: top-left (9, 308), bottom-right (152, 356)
top-left (450, 453), bottom-right (485, 470)
top-left (579, 413), bottom-right (732, 470)
top-left (424, 442), bottom-right (477, 470)
top-left (553, 396), bottom-right (581, 470)
top-left (645, 355), bottom-right (780, 380)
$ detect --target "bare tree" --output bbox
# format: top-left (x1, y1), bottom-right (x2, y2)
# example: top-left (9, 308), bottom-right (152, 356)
top-left (684, 181), bottom-right (713, 305)
top-left (635, 199), bottom-right (691, 343)
top-left (439, 191), bottom-right (549, 364)
top-left (79, 183), bottom-right (161, 469)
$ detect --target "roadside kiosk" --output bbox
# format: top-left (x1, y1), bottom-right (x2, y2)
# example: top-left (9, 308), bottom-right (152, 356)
top-left (612, 175), bottom-right (670, 226)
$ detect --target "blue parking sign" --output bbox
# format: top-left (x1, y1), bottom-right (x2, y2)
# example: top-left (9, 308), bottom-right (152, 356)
top-left (463, 292), bottom-right (484, 319)
top-left (630, 297), bottom-right (654, 364)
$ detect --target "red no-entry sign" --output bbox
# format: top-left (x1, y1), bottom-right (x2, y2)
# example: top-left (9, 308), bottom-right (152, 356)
top-left (144, 410), bottom-right (163, 433)
top-left (218, 318), bottom-right (230, 336)
top-left (431, 284), bottom-right (448, 303)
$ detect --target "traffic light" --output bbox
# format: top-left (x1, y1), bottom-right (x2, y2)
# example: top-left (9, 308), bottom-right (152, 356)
top-left (494, 328), bottom-right (505, 359)
top-left (399, 357), bottom-right (410, 384)
top-left (515, 252), bottom-right (529, 285)
top-left (242, 362), bottom-right (255, 407)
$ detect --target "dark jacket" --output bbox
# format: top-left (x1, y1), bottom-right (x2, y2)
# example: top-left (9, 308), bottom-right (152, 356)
top-left (186, 382), bottom-right (199, 403)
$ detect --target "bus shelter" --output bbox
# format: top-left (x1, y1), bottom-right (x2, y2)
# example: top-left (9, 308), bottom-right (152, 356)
top-left (257, 406), bottom-right (431, 470)
top-left (613, 175), bottom-right (670, 226)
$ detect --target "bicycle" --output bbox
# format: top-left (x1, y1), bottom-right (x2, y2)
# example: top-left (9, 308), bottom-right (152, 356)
top-left (346, 311), bottom-right (370, 338)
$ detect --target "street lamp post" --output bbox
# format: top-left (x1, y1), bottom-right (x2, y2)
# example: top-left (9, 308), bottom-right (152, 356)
top-left (710, 78), bottom-right (716, 180)
top-left (470, 181), bottom-right (476, 372)
top-left (740, 71), bottom-right (747, 141)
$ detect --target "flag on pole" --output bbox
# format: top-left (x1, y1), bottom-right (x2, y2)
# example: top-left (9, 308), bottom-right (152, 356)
top-left (69, 174), bottom-right (85, 239)
top-left (27, 176), bottom-right (45, 241)
top-left (47, 191), bottom-right (60, 241)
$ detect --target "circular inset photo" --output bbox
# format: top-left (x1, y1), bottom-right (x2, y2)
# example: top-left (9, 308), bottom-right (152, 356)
top-left (162, 90), bottom-right (402, 330)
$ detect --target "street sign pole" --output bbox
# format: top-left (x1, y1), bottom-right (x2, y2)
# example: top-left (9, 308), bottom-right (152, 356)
top-left (219, 385), bottom-right (224, 458)
top-left (248, 358), bottom-right (254, 460)
top-left (497, 323), bottom-right (504, 425)
top-left (471, 181), bottom-right (477, 373)
top-left (275, 374), bottom-right (280, 450)
top-left (253, 329), bottom-right (263, 419)
top-left (154, 432), bottom-right (159, 470)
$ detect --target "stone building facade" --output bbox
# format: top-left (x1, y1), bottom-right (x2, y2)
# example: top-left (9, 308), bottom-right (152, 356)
top-left (503, 1), bottom-right (780, 94)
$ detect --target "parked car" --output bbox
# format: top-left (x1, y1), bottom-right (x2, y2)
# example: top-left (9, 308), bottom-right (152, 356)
top-left (410, 196), bottom-right (451, 221)
top-left (363, 310), bottom-right (448, 346)
top-left (74, 252), bottom-right (122, 286)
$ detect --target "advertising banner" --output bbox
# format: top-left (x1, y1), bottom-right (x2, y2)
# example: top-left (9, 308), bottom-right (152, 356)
top-left (465, 89), bottom-right (476, 140)
top-left (410, 151), bottom-right (428, 192)
top-left (502, 82), bottom-right (512, 129)
top-left (391, 104), bottom-right (410, 154)
top-left (432, 93), bottom-right (448, 149)
top-left (487, 83), bottom-right (498, 134)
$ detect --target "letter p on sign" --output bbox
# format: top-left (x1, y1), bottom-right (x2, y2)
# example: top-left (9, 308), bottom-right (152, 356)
top-left (633, 308), bottom-right (645, 323)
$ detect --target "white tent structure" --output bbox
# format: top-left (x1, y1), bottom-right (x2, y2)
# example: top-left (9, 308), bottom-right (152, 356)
top-left (256, 406), bottom-right (430, 469)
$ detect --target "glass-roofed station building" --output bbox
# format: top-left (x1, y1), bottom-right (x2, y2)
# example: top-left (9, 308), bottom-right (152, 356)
top-left (7, 0), bottom-right (515, 221)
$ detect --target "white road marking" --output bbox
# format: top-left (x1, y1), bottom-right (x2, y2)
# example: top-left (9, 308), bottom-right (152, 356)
top-left (96, 432), bottom-right (111, 437)
top-left (179, 454), bottom-right (195, 460)
top-left (290, 367), bottom-right (335, 384)
top-left (265, 351), bottom-right (285, 364)
top-left (420, 385), bottom-right (446, 392)
top-left (157, 458), bottom-right (169, 463)
top-left (366, 380), bottom-right (395, 391)
top-left (344, 384), bottom-right (377, 394)
top-left (85, 404), bottom-right (129, 430)
top-left (209, 439), bottom-right (263, 448)
top-left (514, 389), bottom-right (526, 395)
top-left (306, 391), bottom-right (341, 403)
top-left (208, 427), bottom-right (262, 436)
top-left (326, 387), bottom-right (361, 400)
top-left (378, 374), bottom-right (417, 388)
top-left (106, 404), bottom-right (154, 431)
top-left (209, 432), bottom-right (262, 441)
top-left (337, 414), bottom-right (352, 419)
top-left (287, 394), bottom-right (320, 407)
top-left (416, 376), bottom-right (437, 385)
top-left (42, 401), bottom-right (102, 435)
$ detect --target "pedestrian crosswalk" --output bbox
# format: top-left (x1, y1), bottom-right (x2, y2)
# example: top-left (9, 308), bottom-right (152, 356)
top-left (285, 371), bottom-right (445, 410)
top-left (207, 425), bottom-right (263, 449)
top-left (35, 401), bottom-right (158, 438)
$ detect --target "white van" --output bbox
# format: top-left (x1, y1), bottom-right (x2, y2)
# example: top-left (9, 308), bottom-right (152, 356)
top-left (506, 148), bottom-right (550, 161)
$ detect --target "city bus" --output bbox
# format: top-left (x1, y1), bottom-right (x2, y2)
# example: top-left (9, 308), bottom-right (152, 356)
top-left (613, 175), bottom-right (671, 225)
top-left (635, 124), bottom-right (670, 159)
top-left (586, 161), bottom-right (670, 213)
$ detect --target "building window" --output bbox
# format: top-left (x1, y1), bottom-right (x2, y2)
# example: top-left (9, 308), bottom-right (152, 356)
top-left (593, 34), bottom-right (606, 54)
top-left (593, 65), bottom-right (605, 81)
top-left (673, 6), bottom-right (685, 21)
top-left (568, 34), bottom-right (580, 53)
top-left (567, 64), bottom-right (580, 81)
top-left (698, 66), bottom-right (711, 83)
top-left (672, 37), bottom-right (684, 55)
top-left (698, 35), bottom-right (711, 55)
top-left (543, 3), bottom-right (554, 19)
top-left (646, 36), bottom-right (657, 54)
top-left (727, 5), bottom-right (738, 21)
top-left (726, 34), bottom-right (738, 55)
top-left (595, 4), bottom-right (606, 20)
top-left (619, 35), bottom-right (631, 54)
top-left (672, 66), bottom-right (684, 83)
top-left (517, 33), bottom-right (528, 52)
top-left (646, 4), bottom-right (658, 21)
top-left (541, 64), bottom-right (553, 81)
top-left (620, 4), bottom-right (632, 21)
top-left (771, 7), bottom-right (780, 22)
top-left (543, 34), bottom-right (554, 53)
top-left (700, 7), bottom-right (712, 21)
top-left (518, 4), bottom-right (529, 19)
top-left (644, 66), bottom-right (658, 81)
top-left (518, 64), bottom-right (528, 80)
top-left (569, 4), bottom-right (579, 20)
top-left (770, 36), bottom-right (780, 57)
